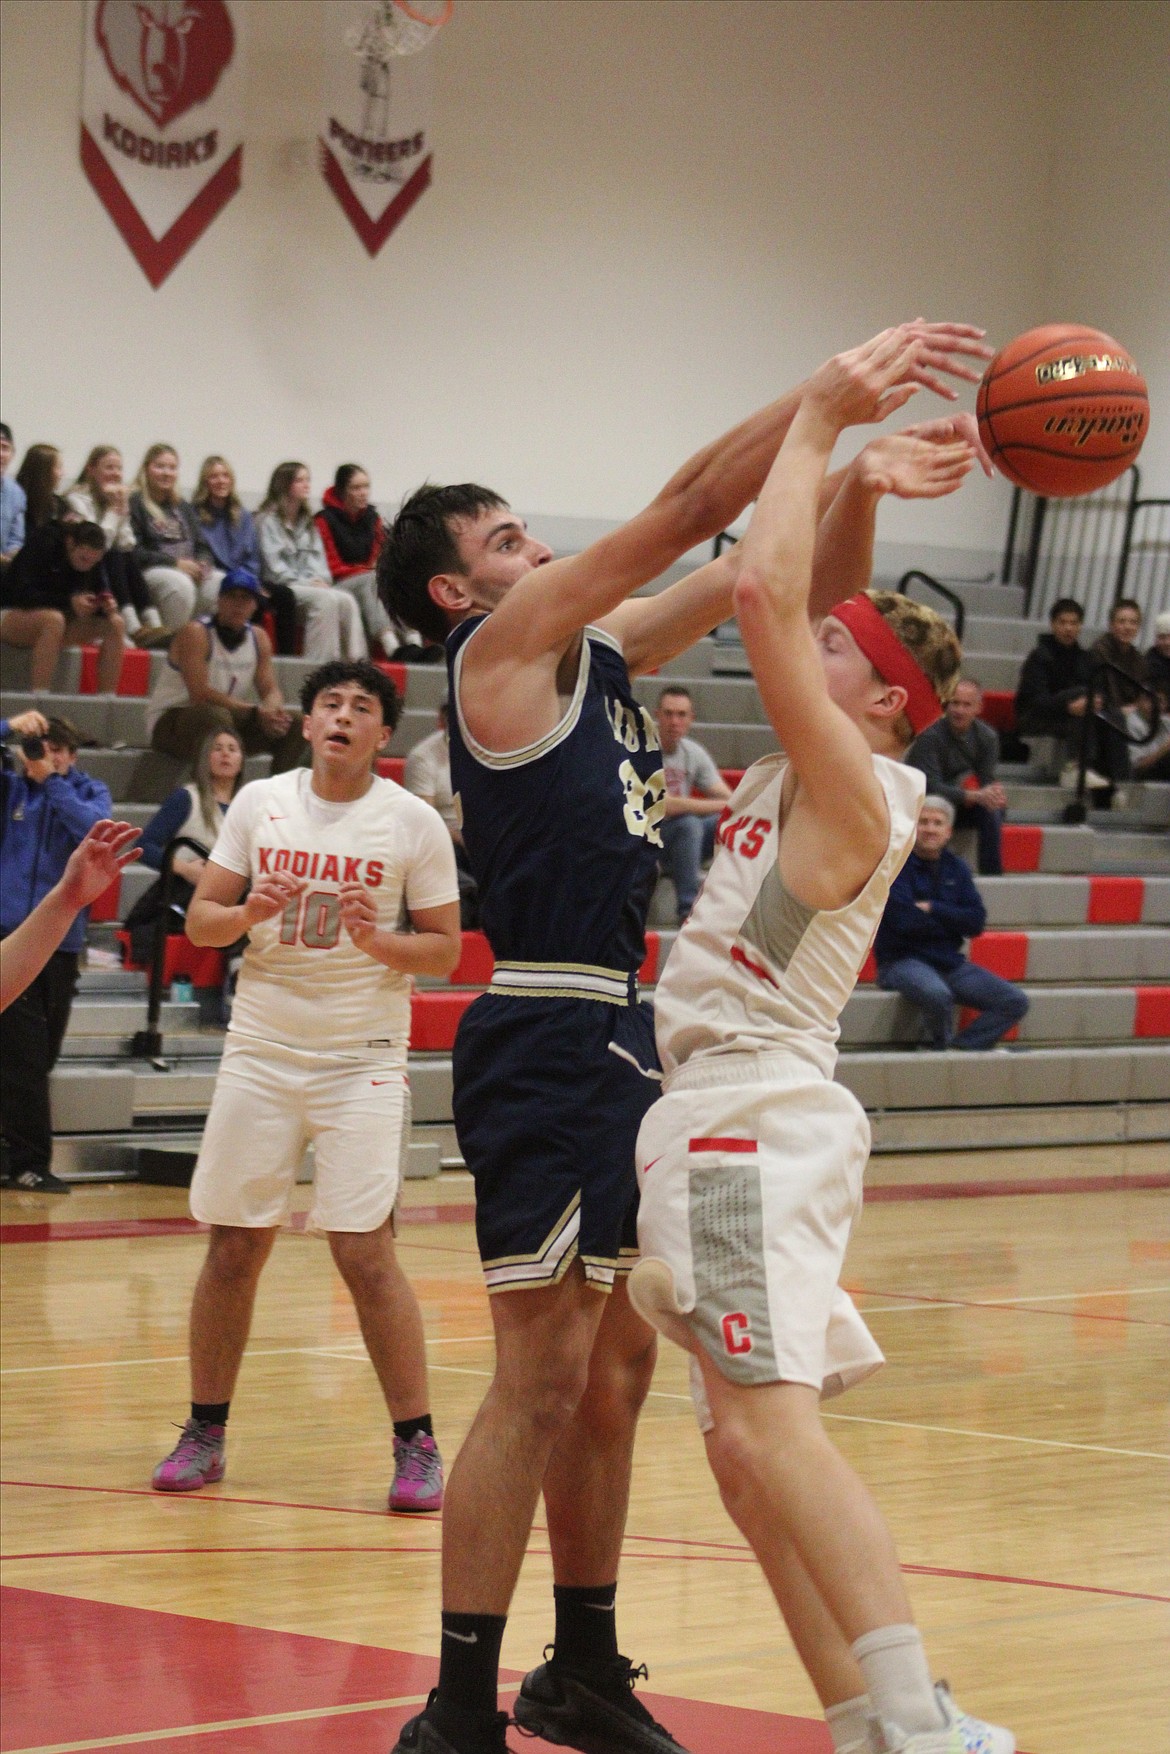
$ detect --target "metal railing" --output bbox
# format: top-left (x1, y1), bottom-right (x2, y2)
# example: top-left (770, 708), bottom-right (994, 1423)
top-left (895, 571), bottom-right (966, 642)
top-left (1001, 467), bottom-right (1170, 624)
top-left (1061, 657), bottom-right (1161, 823)
top-left (130, 835), bottom-right (210, 1063)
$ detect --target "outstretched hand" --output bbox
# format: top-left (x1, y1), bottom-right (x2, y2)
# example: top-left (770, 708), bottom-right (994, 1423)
top-left (854, 429), bottom-right (977, 500)
top-left (58, 821), bottom-right (142, 911)
top-left (242, 870), bottom-right (304, 928)
top-left (804, 322), bottom-right (993, 430)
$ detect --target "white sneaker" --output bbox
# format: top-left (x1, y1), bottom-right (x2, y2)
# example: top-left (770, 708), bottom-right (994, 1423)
top-left (933, 1681), bottom-right (1015, 1754)
top-left (1060, 761), bottom-right (1111, 790)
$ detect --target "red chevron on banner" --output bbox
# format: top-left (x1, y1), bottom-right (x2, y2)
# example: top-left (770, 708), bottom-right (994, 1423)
top-left (319, 144), bottom-right (432, 257)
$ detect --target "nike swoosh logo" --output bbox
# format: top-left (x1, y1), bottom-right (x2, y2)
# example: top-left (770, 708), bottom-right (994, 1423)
top-left (642, 1156), bottom-right (664, 1175)
top-left (443, 1629), bottom-right (478, 1644)
top-left (267, 814), bottom-right (287, 822)
top-left (371, 1080), bottom-right (398, 1087)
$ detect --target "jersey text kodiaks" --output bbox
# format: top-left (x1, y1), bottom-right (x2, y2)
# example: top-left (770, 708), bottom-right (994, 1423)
top-left (255, 847), bottom-right (385, 885)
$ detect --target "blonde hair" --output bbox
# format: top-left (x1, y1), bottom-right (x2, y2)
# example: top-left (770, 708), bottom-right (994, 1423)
top-left (260, 460), bottom-right (311, 526)
top-left (133, 443), bottom-right (180, 522)
top-left (193, 455), bottom-right (243, 527)
top-left (867, 590), bottom-right (963, 746)
top-left (72, 445), bottom-right (122, 515)
top-left (193, 727), bottom-right (245, 832)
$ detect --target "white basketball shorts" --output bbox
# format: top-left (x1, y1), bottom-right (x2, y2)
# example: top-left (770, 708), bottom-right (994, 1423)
top-left (629, 1051), bottom-right (884, 1430)
top-left (190, 1034), bottom-right (410, 1233)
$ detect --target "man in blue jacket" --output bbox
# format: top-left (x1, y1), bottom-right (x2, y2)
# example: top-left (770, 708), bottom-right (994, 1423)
top-left (874, 795), bottom-right (1028, 1051)
top-left (1, 712), bottom-right (113, 1191)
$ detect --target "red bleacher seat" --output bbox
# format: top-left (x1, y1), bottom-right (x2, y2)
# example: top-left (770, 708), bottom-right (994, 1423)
top-left (720, 768), bottom-right (746, 790)
top-left (375, 756), bottom-right (407, 784)
top-left (979, 691), bottom-right (1016, 734)
top-left (1134, 988), bottom-right (1170, 1038)
top-left (1001, 825), bottom-right (1043, 872)
top-left (88, 875), bottom-right (122, 923)
top-left (451, 931), bottom-right (494, 986)
top-left (373, 660), bottom-right (408, 701)
top-left (858, 948), bottom-right (878, 984)
top-left (115, 930), bottom-right (226, 987)
top-left (410, 990), bottom-right (480, 1050)
top-left (639, 932), bottom-right (660, 983)
top-left (1088, 876), bottom-right (1145, 925)
top-left (969, 931), bottom-right (1029, 982)
top-left (79, 645), bottom-right (151, 696)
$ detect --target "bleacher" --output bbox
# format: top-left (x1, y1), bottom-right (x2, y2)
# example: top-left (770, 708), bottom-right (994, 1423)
top-left (2, 570), bottom-right (1168, 1186)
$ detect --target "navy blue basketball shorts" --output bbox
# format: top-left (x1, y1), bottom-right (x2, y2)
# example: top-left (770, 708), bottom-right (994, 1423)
top-left (452, 995), bottom-right (661, 1294)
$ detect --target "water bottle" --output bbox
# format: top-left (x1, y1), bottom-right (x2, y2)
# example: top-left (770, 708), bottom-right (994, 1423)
top-left (171, 976), bottom-right (195, 1004)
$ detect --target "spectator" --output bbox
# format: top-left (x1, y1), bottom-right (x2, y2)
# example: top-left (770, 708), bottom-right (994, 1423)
top-left (125, 728), bottom-right (246, 976)
top-left (875, 795), bottom-right (1029, 1051)
top-left (192, 456), bottom-right (297, 656)
top-left (146, 569), bottom-right (305, 773)
top-left (67, 446), bottom-right (159, 644)
top-left (654, 685), bottom-right (731, 923)
top-left (403, 700), bottom-right (479, 925)
top-left (0, 712), bottom-right (115, 1192)
top-left (315, 463), bottom-right (400, 657)
top-left (1147, 610), bottom-right (1170, 706)
top-left (1014, 597), bottom-right (1102, 785)
top-left (1091, 598), bottom-right (1152, 789)
top-left (141, 727), bottom-right (246, 879)
top-left (1, 519), bottom-right (126, 693)
top-left (907, 676), bottom-right (1006, 874)
top-left (256, 461), bottom-right (363, 662)
top-left (16, 442), bottom-right (68, 533)
top-left (1, 819), bottom-right (141, 1014)
top-left (0, 422), bottom-right (26, 571)
top-left (130, 444), bottom-right (218, 631)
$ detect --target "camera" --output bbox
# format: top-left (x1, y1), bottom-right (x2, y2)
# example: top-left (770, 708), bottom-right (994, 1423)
top-left (20, 736), bottom-right (46, 761)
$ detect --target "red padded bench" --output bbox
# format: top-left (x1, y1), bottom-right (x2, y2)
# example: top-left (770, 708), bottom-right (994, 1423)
top-left (115, 929), bottom-right (226, 986)
top-left (375, 756), bottom-right (407, 784)
top-left (79, 644), bottom-right (151, 696)
top-left (979, 690), bottom-right (1016, 734)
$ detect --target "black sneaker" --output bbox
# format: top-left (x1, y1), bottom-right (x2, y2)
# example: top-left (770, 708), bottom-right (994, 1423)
top-left (513, 1654), bottom-right (690, 1753)
top-left (393, 1691), bottom-right (514, 1754)
top-left (12, 1169), bottom-right (71, 1194)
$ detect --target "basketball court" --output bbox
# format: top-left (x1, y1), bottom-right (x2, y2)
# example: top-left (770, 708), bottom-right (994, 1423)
top-left (3, 1147), bottom-right (1167, 1754)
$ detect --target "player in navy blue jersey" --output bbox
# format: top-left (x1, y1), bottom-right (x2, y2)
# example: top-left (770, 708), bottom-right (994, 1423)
top-left (378, 323), bottom-right (992, 1754)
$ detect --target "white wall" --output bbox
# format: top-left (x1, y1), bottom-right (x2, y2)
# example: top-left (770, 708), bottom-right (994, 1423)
top-left (1, 0), bottom-right (1166, 555)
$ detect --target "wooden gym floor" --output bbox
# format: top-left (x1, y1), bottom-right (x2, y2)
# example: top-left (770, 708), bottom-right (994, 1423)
top-left (2, 1142), bottom-right (1167, 1754)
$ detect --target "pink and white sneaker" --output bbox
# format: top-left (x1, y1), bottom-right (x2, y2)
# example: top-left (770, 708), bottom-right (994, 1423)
top-left (389, 1431), bottom-right (444, 1513)
top-left (151, 1418), bottom-right (226, 1492)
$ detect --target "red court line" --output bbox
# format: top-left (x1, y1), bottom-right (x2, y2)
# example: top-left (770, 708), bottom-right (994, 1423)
top-left (0, 1204), bottom-right (478, 1245)
top-left (3, 1487), bottom-right (1166, 1605)
top-left (851, 1286), bottom-right (1170, 1329)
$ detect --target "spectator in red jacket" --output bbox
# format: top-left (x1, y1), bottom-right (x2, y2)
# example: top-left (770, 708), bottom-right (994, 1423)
top-left (315, 464), bottom-right (398, 658)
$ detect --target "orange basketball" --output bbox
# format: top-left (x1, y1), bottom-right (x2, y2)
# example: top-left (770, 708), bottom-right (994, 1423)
top-left (976, 323), bottom-right (1148, 498)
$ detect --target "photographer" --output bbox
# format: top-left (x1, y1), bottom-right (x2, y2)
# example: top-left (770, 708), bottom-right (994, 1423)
top-left (0, 519), bottom-right (126, 693)
top-left (1, 712), bottom-right (114, 1193)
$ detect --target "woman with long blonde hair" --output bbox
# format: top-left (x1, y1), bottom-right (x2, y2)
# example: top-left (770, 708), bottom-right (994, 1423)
top-left (194, 456), bottom-right (296, 653)
top-left (129, 444), bottom-right (218, 630)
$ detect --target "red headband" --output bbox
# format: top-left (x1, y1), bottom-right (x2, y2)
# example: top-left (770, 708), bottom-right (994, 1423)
top-left (830, 594), bottom-right (943, 734)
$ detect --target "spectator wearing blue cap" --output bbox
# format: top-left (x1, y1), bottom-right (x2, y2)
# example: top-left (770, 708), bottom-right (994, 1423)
top-left (145, 570), bottom-right (304, 773)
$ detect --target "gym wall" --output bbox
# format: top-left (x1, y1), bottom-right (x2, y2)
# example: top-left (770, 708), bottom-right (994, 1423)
top-left (2, 0), bottom-right (1166, 555)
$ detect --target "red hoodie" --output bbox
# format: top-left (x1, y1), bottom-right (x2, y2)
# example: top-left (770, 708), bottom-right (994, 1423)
top-left (314, 485), bottom-right (386, 581)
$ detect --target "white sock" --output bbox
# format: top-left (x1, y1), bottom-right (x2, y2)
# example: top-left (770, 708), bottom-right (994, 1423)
top-left (143, 606), bottom-right (163, 628)
top-left (379, 628), bottom-right (398, 657)
top-left (852, 1625), bottom-right (943, 1739)
top-left (826, 1693), bottom-right (871, 1752)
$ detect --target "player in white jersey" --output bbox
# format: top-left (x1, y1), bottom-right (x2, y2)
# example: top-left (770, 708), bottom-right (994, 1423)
top-left (628, 334), bottom-right (1015, 1754)
top-left (151, 660), bottom-right (461, 1514)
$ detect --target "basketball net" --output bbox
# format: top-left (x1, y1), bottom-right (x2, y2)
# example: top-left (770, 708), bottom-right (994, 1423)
top-left (383, 0), bottom-right (453, 56)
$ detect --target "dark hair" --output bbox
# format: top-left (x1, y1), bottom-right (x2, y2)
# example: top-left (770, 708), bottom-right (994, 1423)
top-left (1111, 597), bottom-right (1142, 619)
top-left (378, 482), bottom-right (507, 647)
top-left (657, 685), bottom-right (693, 707)
top-left (299, 659), bottom-right (401, 731)
top-left (0, 423), bottom-right (11, 445)
top-left (261, 460), bottom-right (310, 523)
top-left (1050, 598), bottom-right (1084, 622)
top-left (65, 520), bottom-right (107, 551)
top-left (44, 716), bottom-right (82, 752)
top-left (16, 443), bottom-right (62, 530)
top-left (333, 462), bottom-right (366, 497)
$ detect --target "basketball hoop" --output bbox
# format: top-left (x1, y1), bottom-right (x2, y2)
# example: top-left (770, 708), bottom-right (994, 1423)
top-left (385, 0), bottom-right (453, 56)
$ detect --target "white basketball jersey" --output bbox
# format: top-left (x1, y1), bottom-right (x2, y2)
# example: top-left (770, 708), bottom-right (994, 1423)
top-left (653, 752), bottom-right (925, 1081)
top-left (146, 619), bottom-right (260, 733)
top-left (210, 768), bottom-right (459, 1056)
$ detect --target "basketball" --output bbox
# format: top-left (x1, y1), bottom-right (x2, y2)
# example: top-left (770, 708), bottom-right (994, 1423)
top-left (976, 323), bottom-right (1148, 498)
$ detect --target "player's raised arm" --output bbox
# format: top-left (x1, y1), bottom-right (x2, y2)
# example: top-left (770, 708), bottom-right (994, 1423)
top-left (733, 331), bottom-right (975, 901)
top-left (478, 321), bottom-right (989, 670)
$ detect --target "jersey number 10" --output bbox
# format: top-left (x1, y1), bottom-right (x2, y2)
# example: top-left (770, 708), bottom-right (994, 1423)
top-left (279, 890), bottom-right (343, 950)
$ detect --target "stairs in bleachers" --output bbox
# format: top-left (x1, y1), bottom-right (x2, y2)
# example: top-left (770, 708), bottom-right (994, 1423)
top-left (3, 571), bottom-right (1168, 1185)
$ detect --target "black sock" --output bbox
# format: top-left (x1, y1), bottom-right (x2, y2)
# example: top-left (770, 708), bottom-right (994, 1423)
top-left (393, 1414), bottom-right (433, 1444)
top-left (553, 1582), bottom-right (619, 1674)
top-left (435, 1612), bottom-right (507, 1725)
top-left (191, 1401), bottom-right (229, 1427)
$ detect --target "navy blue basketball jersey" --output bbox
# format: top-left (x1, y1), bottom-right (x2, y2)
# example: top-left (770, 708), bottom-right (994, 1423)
top-left (446, 616), bottom-right (665, 978)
